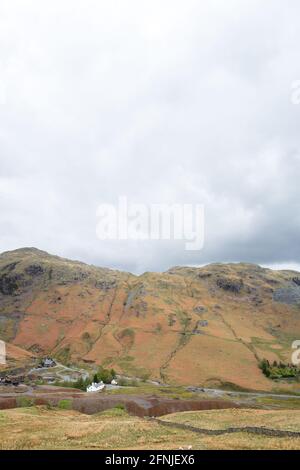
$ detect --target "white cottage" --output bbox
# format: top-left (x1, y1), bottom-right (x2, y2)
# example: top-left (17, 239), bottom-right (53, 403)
top-left (86, 381), bottom-right (105, 392)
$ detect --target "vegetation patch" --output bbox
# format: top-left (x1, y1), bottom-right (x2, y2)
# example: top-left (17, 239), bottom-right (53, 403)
top-left (114, 403), bottom-right (126, 410)
top-left (0, 318), bottom-right (17, 342)
top-left (118, 328), bottom-right (135, 339)
top-left (95, 407), bottom-right (128, 418)
top-left (94, 366), bottom-right (117, 384)
top-left (117, 377), bottom-right (139, 387)
top-left (58, 399), bottom-right (72, 410)
top-left (119, 355), bottom-right (134, 362)
top-left (53, 377), bottom-right (87, 390)
top-left (81, 332), bottom-right (92, 344)
top-left (256, 396), bottom-right (300, 409)
top-left (260, 359), bottom-right (300, 380)
top-left (16, 397), bottom-right (34, 408)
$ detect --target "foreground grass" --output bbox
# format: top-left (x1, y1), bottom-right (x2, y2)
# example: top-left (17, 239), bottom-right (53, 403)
top-left (157, 409), bottom-right (300, 449)
top-left (162, 408), bottom-right (300, 432)
top-left (0, 407), bottom-right (199, 450)
top-left (1, 406), bottom-right (300, 449)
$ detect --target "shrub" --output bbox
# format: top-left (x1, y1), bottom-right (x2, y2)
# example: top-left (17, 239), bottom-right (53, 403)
top-left (114, 403), bottom-right (125, 410)
top-left (16, 397), bottom-right (34, 408)
top-left (82, 332), bottom-right (91, 341)
top-left (140, 372), bottom-right (150, 382)
top-left (259, 359), bottom-right (299, 380)
top-left (58, 399), bottom-right (72, 410)
top-left (73, 377), bottom-right (92, 390)
top-left (96, 366), bottom-right (117, 384)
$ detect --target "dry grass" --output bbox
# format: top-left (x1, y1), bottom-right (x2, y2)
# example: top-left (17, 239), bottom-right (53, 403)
top-left (162, 408), bottom-right (300, 432)
top-left (160, 408), bottom-right (300, 449)
top-left (0, 406), bottom-right (300, 449)
top-left (190, 433), bottom-right (300, 450)
top-left (0, 407), bottom-right (199, 450)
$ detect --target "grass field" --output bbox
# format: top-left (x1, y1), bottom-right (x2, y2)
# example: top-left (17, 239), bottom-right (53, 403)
top-left (1, 406), bottom-right (300, 450)
top-left (162, 408), bottom-right (300, 432)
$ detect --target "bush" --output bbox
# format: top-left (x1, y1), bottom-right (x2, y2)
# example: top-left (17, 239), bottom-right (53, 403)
top-left (259, 359), bottom-right (299, 380)
top-left (259, 359), bottom-right (271, 377)
top-left (95, 366), bottom-right (117, 384)
top-left (140, 372), bottom-right (150, 382)
top-left (114, 403), bottom-right (125, 410)
top-left (58, 399), bottom-right (72, 410)
top-left (72, 377), bottom-right (92, 390)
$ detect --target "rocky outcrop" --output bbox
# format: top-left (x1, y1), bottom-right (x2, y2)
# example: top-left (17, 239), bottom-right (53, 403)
top-left (216, 276), bottom-right (244, 293)
top-left (273, 286), bottom-right (300, 304)
top-left (24, 264), bottom-right (44, 276)
top-left (0, 272), bottom-right (28, 295)
top-left (193, 305), bottom-right (207, 314)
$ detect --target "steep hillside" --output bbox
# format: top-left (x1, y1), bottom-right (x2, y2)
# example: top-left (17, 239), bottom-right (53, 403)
top-left (1, 248), bottom-right (300, 391)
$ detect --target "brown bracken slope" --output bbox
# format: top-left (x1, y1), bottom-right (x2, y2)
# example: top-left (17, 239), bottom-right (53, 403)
top-left (1, 247), bottom-right (300, 392)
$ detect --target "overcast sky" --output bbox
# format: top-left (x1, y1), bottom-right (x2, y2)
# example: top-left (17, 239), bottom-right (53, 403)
top-left (1, 0), bottom-right (300, 273)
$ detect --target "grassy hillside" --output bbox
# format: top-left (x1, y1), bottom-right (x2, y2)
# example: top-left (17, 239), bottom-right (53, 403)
top-left (1, 248), bottom-right (300, 391)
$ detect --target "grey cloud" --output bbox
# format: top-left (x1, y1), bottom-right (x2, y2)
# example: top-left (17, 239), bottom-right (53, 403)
top-left (0, 0), bottom-right (300, 273)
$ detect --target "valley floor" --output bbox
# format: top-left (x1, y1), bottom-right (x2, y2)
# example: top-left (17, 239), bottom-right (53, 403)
top-left (1, 406), bottom-right (300, 450)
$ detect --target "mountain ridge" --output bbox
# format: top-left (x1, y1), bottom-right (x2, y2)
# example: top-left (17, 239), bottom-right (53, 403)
top-left (1, 247), bottom-right (300, 392)
top-left (3, 247), bottom-right (299, 278)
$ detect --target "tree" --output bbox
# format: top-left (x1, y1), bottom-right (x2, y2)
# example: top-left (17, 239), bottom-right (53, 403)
top-left (259, 359), bottom-right (270, 377)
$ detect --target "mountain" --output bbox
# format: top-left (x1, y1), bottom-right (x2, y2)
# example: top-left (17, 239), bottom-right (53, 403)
top-left (1, 247), bottom-right (300, 391)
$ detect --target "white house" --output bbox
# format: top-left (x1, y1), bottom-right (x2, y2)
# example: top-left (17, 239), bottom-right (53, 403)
top-left (86, 381), bottom-right (105, 392)
top-left (111, 379), bottom-right (118, 385)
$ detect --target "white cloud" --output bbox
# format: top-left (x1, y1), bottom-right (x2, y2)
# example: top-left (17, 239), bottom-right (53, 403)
top-left (0, 0), bottom-right (300, 272)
